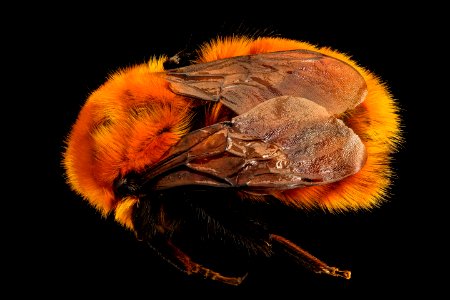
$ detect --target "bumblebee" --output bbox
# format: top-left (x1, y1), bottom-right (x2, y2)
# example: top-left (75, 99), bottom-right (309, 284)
top-left (63, 36), bottom-right (401, 285)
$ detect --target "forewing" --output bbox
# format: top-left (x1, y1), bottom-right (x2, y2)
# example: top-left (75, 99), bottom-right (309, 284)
top-left (144, 96), bottom-right (366, 192)
top-left (165, 50), bottom-right (367, 115)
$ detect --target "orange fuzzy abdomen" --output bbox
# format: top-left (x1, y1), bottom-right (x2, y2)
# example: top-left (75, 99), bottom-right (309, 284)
top-left (198, 37), bottom-right (402, 211)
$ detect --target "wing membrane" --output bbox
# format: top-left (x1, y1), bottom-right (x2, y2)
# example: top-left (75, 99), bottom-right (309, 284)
top-left (143, 96), bottom-right (366, 192)
top-left (165, 50), bottom-right (367, 115)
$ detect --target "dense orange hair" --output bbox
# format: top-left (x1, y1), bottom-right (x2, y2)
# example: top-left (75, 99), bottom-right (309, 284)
top-left (63, 58), bottom-right (191, 218)
top-left (63, 36), bottom-right (402, 230)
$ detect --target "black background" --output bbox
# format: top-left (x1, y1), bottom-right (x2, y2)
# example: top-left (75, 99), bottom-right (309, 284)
top-left (8, 3), bottom-right (442, 298)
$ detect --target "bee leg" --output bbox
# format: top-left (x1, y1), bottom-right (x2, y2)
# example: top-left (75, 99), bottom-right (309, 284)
top-left (166, 240), bottom-right (248, 286)
top-left (146, 238), bottom-right (248, 286)
top-left (270, 234), bottom-right (351, 279)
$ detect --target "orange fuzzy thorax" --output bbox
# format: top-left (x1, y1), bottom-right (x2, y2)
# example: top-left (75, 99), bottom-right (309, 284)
top-left (63, 57), bottom-right (191, 216)
top-left (198, 36), bottom-right (402, 212)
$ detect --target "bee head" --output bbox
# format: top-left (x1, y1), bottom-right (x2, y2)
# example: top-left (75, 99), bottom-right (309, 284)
top-left (63, 57), bottom-right (191, 229)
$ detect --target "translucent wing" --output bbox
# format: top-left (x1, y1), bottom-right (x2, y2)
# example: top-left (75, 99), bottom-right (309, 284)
top-left (139, 96), bottom-right (366, 193)
top-left (165, 50), bottom-right (367, 115)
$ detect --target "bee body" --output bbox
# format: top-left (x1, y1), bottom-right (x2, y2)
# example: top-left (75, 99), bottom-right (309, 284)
top-left (63, 36), bottom-right (401, 285)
